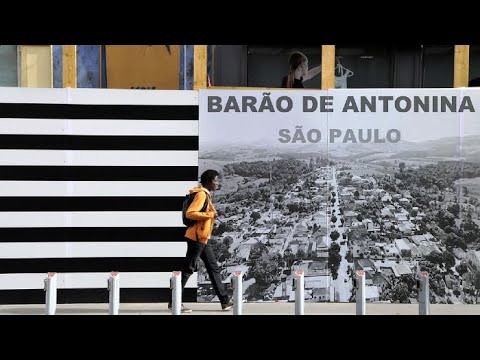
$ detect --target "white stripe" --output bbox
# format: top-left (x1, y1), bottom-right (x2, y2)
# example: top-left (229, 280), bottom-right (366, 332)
top-left (0, 87), bottom-right (66, 104)
top-left (0, 181), bottom-right (197, 196)
top-left (0, 119), bottom-right (63, 134)
top-left (68, 89), bottom-right (198, 105)
top-left (0, 88), bottom-right (198, 106)
top-left (0, 119), bottom-right (198, 136)
top-left (0, 242), bottom-right (186, 259)
top-left (0, 211), bottom-right (184, 227)
top-left (69, 120), bottom-right (198, 136)
top-left (0, 272), bottom-right (197, 289)
top-left (0, 150), bottom-right (198, 166)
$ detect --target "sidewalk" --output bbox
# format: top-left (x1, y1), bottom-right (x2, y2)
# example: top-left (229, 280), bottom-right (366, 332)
top-left (1, 302), bottom-right (480, 315)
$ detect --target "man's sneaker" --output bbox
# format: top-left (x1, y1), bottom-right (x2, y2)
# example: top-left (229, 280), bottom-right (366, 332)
top-left (167, 303), bottom-right (193, 313)
top-left (221, 300), bottom-right (234, 311)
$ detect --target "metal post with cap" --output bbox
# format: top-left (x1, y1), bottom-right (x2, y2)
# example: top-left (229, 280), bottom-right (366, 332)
top-left (108, 271), bottom-right (120, 315)
top-left (418, 271), bottom-right (430, 315)
top-left (44, 272), bottom-right (57, 315)
top-left (355, 270), bottom-right (366, 315)
top-left (293, 270), bottom-right (305, 315)
top-left (170, 271), bottom-right (182, 315)
top-left (232, 271), bottom-right (243, 315)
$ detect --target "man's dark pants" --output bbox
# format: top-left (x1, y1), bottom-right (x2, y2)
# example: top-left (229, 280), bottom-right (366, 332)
top-left (172, 237), bottom-right (229, 305)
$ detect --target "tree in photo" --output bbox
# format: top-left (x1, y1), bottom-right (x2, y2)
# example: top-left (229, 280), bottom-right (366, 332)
top-left (389, 282), bottom-right (410, 303)
top-left (246, 254), bottom-right (280, 299)
top-left (209, 237), bottom-right (232, 263)
top-left (250, 211), bottom-right (261, 223)
top-left (466, 271), bottom-right (480, 303)
top-left (249, 241), bottom-right (267, 261)
top-left (328, 243), bottom-right (342, 280)
top-left (330, 230), bottom-right (340, 241)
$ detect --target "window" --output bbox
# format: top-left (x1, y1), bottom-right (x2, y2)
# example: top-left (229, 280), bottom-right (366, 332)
top-left (421, 45), bottom-right (454, 88)
top-left (334, 46), bottom-right (393, 88)
top-left (0, 45), bottom-right (19, 86)
top-left (20, 45), bottom-right (53, 88)
top-left (469, 45), bottom-right (480, 86)
top-left (246, 46), bottom-right (322, 88)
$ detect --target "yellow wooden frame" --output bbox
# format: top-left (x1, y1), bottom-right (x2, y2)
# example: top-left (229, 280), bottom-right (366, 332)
top-left (454, 45), bottom-right (469, 87)
top-left (62, 45), bottom-right (77, 88)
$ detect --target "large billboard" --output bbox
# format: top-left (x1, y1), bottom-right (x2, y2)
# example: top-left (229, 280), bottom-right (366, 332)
top-left (199, 88), bottom-right (480, 304)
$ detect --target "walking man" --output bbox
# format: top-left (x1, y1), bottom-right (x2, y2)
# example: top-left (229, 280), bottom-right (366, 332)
top-left (169, 169), bottom-right (233, 312)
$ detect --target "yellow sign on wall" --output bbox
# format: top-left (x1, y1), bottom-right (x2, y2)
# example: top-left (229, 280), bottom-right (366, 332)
top-left (105, 45), bottom-right (180, 90)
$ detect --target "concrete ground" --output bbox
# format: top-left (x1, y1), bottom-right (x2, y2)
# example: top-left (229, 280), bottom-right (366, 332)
top-left (1, 302), bottom-right (480, 315)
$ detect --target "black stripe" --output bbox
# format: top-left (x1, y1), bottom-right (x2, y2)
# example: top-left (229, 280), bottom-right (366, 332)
top-left (0, 257), bottom-right (185, 273)
top-left (0, 135), bottom-right (198, 150)
top-left (0, 103), bottom-right (198, 120)
top-left (0, 166), bottom-right (198, 181)
top-left (0, 197), bottom-right (184, 211)
top-left (0, 288), bottom-right (197, 304)
top-left (0, 227), bottom-right (186, 242)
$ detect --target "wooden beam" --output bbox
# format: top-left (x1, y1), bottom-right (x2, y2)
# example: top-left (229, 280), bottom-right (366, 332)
top-left (62, 45), bottom-right (77, 88)
top-left (454, 45), bottom-right (470, 87)
top-left (321, 45), bottom-right (335, 90)
top-left (193, 45), bottom-right (207, 90)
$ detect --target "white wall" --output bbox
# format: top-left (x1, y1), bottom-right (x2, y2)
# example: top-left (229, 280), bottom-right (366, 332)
top-left (0, 87), bottom-right (199, 304)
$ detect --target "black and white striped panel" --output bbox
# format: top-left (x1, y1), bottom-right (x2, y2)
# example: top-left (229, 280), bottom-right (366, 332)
top-left (0, 88), bottom-right (198, 304)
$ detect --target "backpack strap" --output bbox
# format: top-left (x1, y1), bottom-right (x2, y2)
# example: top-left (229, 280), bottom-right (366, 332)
top-left (193, 190), bottom-right (210, 241)
top-left (200, 191), bottom-right (209, 212)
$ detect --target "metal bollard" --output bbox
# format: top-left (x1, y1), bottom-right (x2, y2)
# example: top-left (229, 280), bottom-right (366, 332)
top-left (44, 272), bottom-right (57, 315)
top-left (293, 270), bottom-right (304, 315)
top-left (355, 270), bottom-right (366, 315)
top-left (170, 271), bottom-right (182, 315)
top-left (418, 271), bottom-right (430, 315)
top-left (108, 271), bottom-right (120, 315)
top-left (232, 271), bottom-right (243, 315)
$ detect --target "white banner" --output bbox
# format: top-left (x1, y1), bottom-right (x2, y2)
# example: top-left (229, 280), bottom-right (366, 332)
top-left (200, 88), bottom-right (480, 304)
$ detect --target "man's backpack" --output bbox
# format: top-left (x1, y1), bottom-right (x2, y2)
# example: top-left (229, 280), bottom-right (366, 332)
top-left (182, 192), bottom-right (208, 227)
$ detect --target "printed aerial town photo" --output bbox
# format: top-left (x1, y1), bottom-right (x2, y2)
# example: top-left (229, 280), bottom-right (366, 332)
top-left (198, 90), bottom-right (480, 305)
